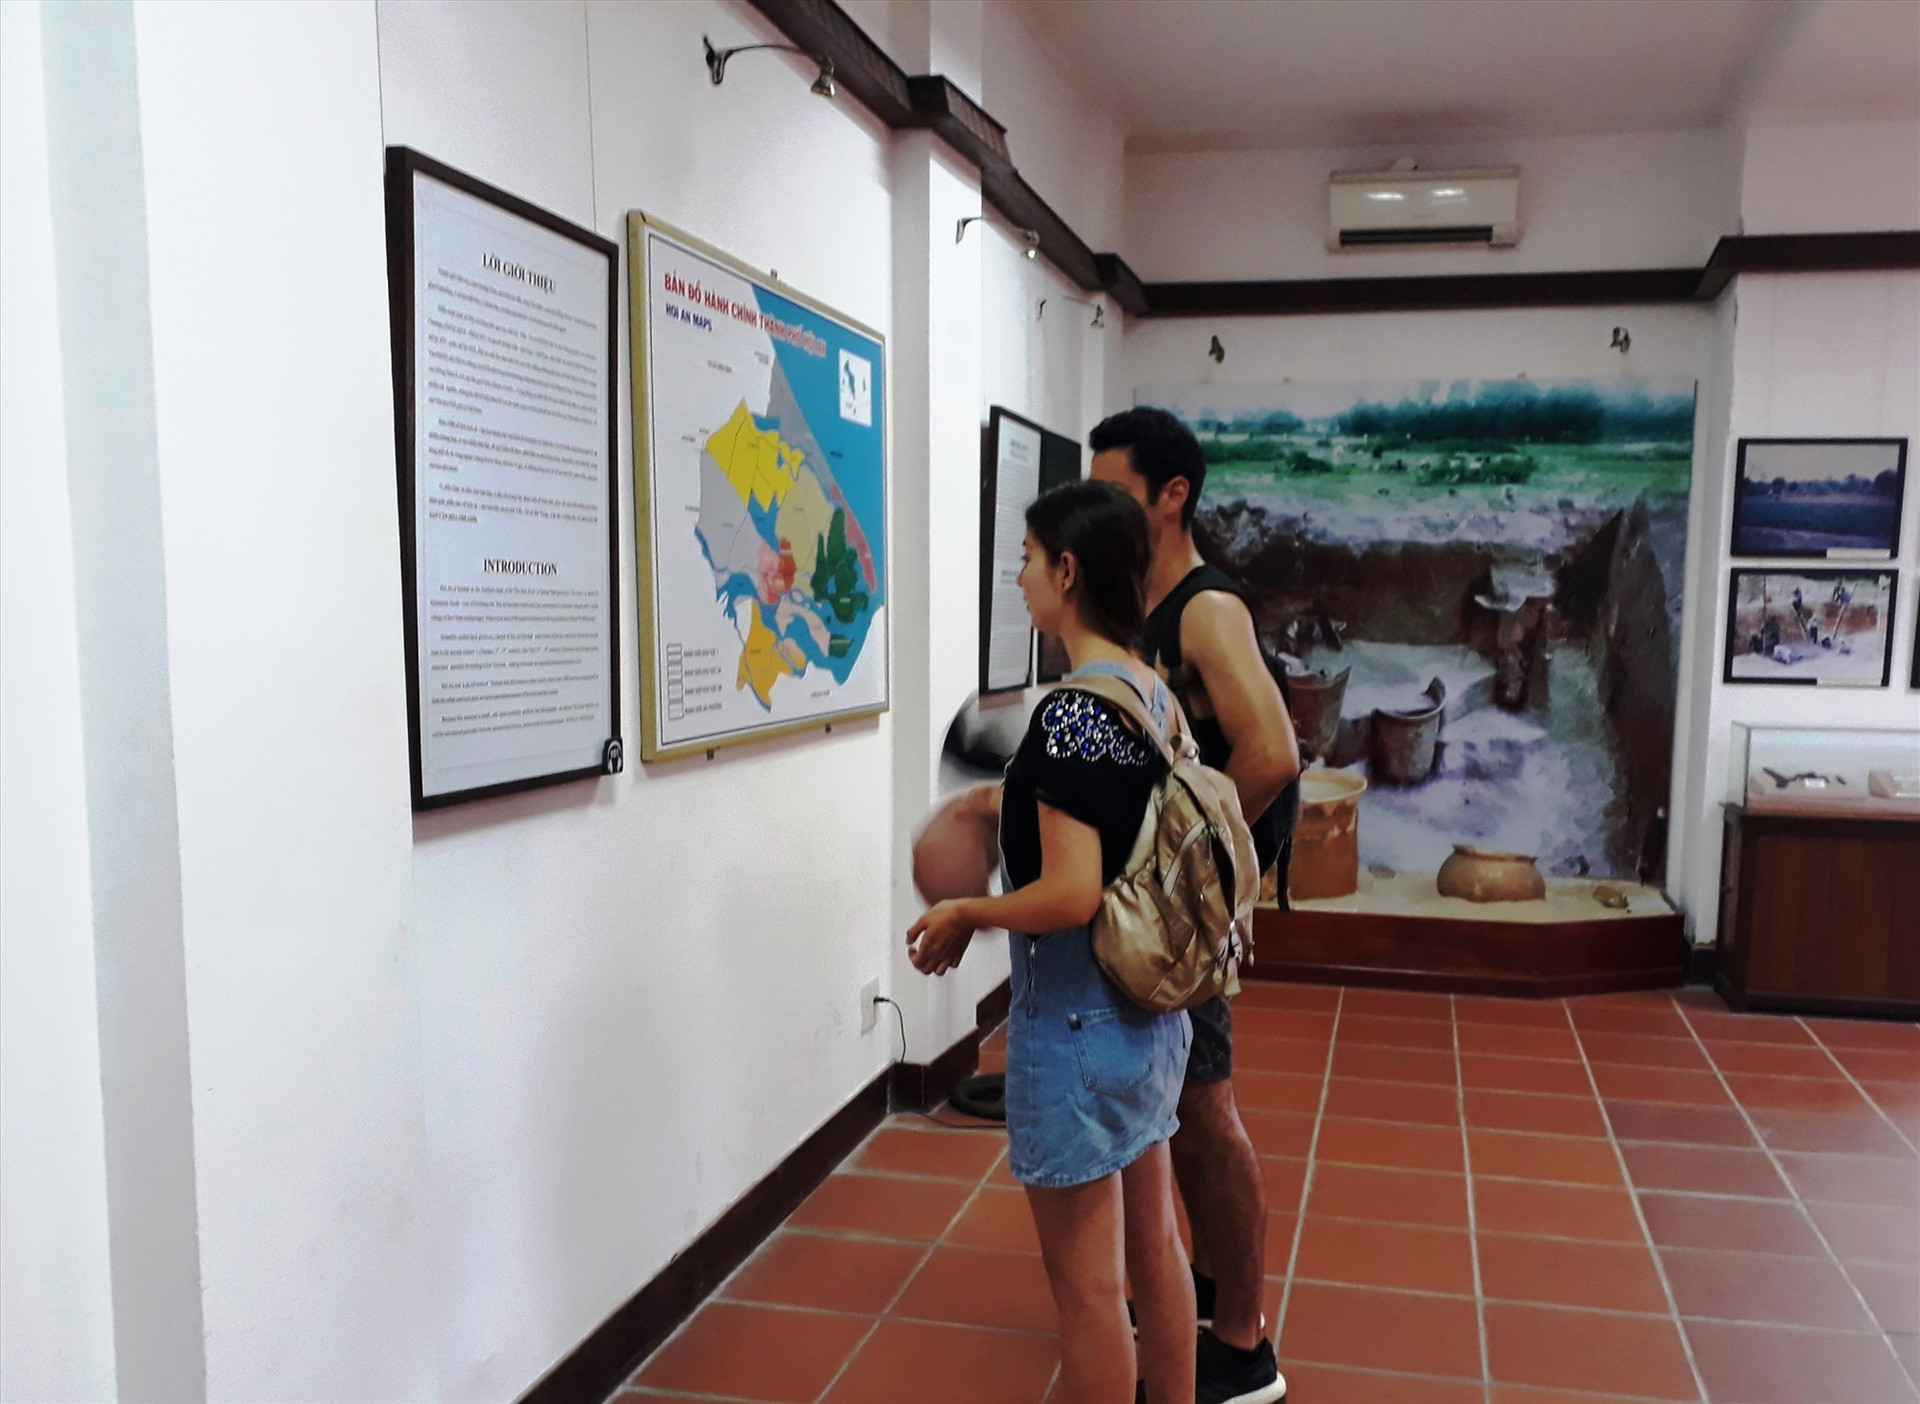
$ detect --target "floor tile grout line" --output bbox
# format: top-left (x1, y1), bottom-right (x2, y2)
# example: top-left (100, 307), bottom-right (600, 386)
top-left (1674, 1004), bottom-right (1920, 1401)
top-left (808, 1126), bottom-right (1007, 1404)
top-left (1450, 994), bottom-right (1494, 1404)
top-left (1273, 984), bottom-right (1345, 1352)
top-left (1794, 1014), bottom-right (1920, 1157)
top-left (1564, 993), bottom-right (1712, 1404)
top-left (622, 1280), bottom-right (1915, 1337)
top-left (623, 1116), bottom-right (923, 1400)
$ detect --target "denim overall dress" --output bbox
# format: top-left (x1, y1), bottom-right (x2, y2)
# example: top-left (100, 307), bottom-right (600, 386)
top-left (1002, 661), bottom-right (1193, 1189)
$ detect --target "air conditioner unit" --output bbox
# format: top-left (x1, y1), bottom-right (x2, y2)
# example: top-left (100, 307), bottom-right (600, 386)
top-left (1328, 167), bottom-right (1520, 250)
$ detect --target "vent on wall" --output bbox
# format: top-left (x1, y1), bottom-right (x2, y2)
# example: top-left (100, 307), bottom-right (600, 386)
top-left (1329, 167), bottom-right (1520, 250)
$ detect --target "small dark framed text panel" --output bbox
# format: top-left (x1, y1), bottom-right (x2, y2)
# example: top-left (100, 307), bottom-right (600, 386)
top-left (1912, 601), bottom-right (1920, 690)
top-left (978, 406), bottom-right (1084, 696)
top-left (1723, 567), bottom-right (1898, 688)
top-left (1730, 438), bottom-right (1907, 560)
top-left (385, 147), bottom-right (622, 809)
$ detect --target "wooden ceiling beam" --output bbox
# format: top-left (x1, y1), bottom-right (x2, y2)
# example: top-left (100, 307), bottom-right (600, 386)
top-left (742, 1), bottom-right (1919, 322)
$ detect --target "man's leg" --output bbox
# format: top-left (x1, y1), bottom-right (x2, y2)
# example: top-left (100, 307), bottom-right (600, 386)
top-left (1170, 997), bottom-right (1267, 1350)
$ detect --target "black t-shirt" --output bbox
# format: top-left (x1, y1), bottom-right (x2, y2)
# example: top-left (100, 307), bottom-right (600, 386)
top-left (1140, 563), bottom-right (1297, 876)
top-left (999, 688), bottom-right (1165, 916)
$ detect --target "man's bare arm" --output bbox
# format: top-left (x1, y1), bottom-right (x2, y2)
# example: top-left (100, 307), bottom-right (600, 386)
top-left (1181, 592), bottom-right (1301, 822)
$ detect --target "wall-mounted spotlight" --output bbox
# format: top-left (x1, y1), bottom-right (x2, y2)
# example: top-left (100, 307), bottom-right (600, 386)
top-left (1208, 335), bottom-right (1225, 364)
top-left (1610, 326), bottom-right (1631, 353)
top-left (956, 214), bottom-right (1040, 259)
top-left (703, 35), bottom-right (836, 97)
top-left (1036, 294), bottom-right (1105, 329)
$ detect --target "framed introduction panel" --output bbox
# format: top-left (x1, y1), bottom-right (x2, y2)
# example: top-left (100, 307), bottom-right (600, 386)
top-left (1730, 438), bottom-right (1907, 560)
top-left (979, 407), bottom-right (1084, 695)
top-left (628, 212), bottom-right (889, 760)
top-left (385, 147), bottom-right (622, 810)
top-left (1723, 567), bottom-right (1898, 688)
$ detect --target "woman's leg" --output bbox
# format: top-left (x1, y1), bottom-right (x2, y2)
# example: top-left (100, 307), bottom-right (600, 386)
top-left (1122, 1141), bottom-right (1197, 1404)
top-left (1025, 1175), bottom-right (1134, 1404)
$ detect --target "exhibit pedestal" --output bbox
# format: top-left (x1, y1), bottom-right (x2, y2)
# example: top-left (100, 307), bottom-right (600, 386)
top-left (1247, 877), bottom-right (1687, 997)
top-left (1716, 804), bottom-right (1920, 1018)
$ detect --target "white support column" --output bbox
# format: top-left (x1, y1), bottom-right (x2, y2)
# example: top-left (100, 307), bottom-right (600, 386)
top-left (887, 1), bottom-right (989, 1079)
top-left (35, 2), bottom-right (208, 1397)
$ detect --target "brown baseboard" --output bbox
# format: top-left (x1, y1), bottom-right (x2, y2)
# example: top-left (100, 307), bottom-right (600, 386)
top-left (520, 1070), bottom-right (888, 1404)
top-left (976, 977), bottom-right (1012, 1032)
top-left (1248, 906), bottom-right (1687, 998)
top-left (890, 977), bottom-right (1013, 1112)
top-left (889, 1028), bottom-right (980, 1111)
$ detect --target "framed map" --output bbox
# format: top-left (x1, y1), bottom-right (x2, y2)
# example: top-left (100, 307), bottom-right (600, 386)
top-left (628, 214), bottom-right (888, 759)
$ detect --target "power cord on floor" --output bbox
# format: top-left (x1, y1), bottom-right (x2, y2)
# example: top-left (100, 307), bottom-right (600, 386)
top-left (871, 994), bottom-right (1002, 1128)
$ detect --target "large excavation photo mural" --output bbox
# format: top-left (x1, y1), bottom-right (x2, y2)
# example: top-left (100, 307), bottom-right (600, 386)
top-left (1139, 377), bottom-right (1697, 889)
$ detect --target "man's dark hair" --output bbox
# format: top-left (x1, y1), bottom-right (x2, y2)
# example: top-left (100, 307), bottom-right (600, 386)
top-left (1025, 480), bottom-right (1150, 651)
top-left (1088, 406), bottom-right (1207, 529)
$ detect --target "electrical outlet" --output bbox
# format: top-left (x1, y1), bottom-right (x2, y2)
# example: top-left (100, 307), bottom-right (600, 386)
top-left (859, 978), bottom-right (881, 1034)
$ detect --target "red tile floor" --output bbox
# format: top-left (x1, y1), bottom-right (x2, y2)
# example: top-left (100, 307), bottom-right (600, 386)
top-left (619, 983), bottom-right (1919, 1403)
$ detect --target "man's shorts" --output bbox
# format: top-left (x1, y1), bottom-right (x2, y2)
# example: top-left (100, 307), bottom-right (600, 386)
top-left (1184, 993), bottom-right (1233, 1085)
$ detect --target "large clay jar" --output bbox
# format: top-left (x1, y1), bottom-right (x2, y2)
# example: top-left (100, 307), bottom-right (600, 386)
top-left (1289, 768), bottom-right (1367, 901)
top-left (1436, 845), bottom-right (1547, 903)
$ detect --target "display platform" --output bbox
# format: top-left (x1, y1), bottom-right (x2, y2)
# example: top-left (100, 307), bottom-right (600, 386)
top-left (1248, 873), bottom-right (1686, 997)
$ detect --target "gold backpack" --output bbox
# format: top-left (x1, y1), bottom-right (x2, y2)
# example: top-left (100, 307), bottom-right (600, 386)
top-left (1067, 671), bottom-right (1259, 1014)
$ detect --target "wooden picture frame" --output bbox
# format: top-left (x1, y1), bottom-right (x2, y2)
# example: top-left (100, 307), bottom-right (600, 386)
top-left (627, 212), bottom-right (889, 760)
top-left (1730, 438), bottom-right (1907, 560)
top-left (1722, 567), bottom-right (1898, 688)
top-left (385, 147), bottom-right (622, 809)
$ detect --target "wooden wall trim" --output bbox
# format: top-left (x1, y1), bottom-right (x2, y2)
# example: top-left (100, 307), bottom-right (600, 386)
top-left (742, 1), bottom-right (1920, 320)
top-left (1144, 267), bottom-right (1705, 317)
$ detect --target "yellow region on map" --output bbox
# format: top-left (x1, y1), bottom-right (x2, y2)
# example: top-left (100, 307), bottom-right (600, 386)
top-left (706, 400), bottom-right (801, 511)
top-left (736, 599), bottom-right (807, 705)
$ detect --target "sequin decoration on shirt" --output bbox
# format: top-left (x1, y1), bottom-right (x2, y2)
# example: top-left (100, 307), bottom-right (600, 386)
top-left (1038, 691), bottom-right (1156, 767)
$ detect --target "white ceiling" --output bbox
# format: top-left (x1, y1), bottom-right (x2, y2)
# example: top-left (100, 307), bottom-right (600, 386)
top-left (1008, 0), bottom-right (1920, 152)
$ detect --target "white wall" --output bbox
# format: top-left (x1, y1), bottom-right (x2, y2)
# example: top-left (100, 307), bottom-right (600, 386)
top-left (1680, 269), bottom-right (1920, 947)
top-left (1741, 118), bottom-right (1920, 235)
top-left (1673, 116), bottom-right (1920, 944)
top-left (5, 1), bottom-right (1133, 1396)
top-left (382, 2), bottom-right (904, 1397)
top-left (1125, 128), bottom-right (1741, 283)
top-left (0, 3), bottom-right (116, 1397)
top-left (128, 1), bottom-right (433, 1397)
top-left (981, 0), bottom-right (1125, 253)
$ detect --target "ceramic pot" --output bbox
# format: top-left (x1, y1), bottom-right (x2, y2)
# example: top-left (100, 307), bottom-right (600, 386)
top-left (1435, 845), bottom-right (1547, 903)
top-left (1288, 768), bottom-right (1367, 901)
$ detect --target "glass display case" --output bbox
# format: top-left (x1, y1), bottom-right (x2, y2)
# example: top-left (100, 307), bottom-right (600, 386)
top-left (1728, 724), bottom-right (1920, 817)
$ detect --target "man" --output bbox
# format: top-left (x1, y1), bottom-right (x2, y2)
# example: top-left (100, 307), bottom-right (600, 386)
top-left (1090, 407), bottom-right (1299, 1404)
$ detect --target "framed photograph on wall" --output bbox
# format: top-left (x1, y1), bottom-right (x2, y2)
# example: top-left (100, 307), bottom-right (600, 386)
top-left (1730, 438), bottom-right (1907, 559)
top-left (1723, 567), bottom-right (1898, 687)
top-left (385, 147), bottom-right (622, 809)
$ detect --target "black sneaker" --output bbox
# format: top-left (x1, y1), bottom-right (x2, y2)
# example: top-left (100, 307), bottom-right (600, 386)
top-left (1191, 1268), bottom-right (1217, 1330)
top-left (1195, 1327), bottom-right (1287, 1404)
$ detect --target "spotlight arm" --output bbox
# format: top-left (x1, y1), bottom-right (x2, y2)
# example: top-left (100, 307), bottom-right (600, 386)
top-left (955, 214), bottom-right (1042, 259)
top-left (704, 35), bottom-right (834, 90)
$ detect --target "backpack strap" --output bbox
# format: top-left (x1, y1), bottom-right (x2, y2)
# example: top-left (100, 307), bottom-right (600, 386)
top-left (1062, 668), bottom-right (1195, 771)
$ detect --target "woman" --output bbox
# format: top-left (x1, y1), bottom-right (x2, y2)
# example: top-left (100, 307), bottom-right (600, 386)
top-left (908, 480), bottom-right (1196, 1404)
